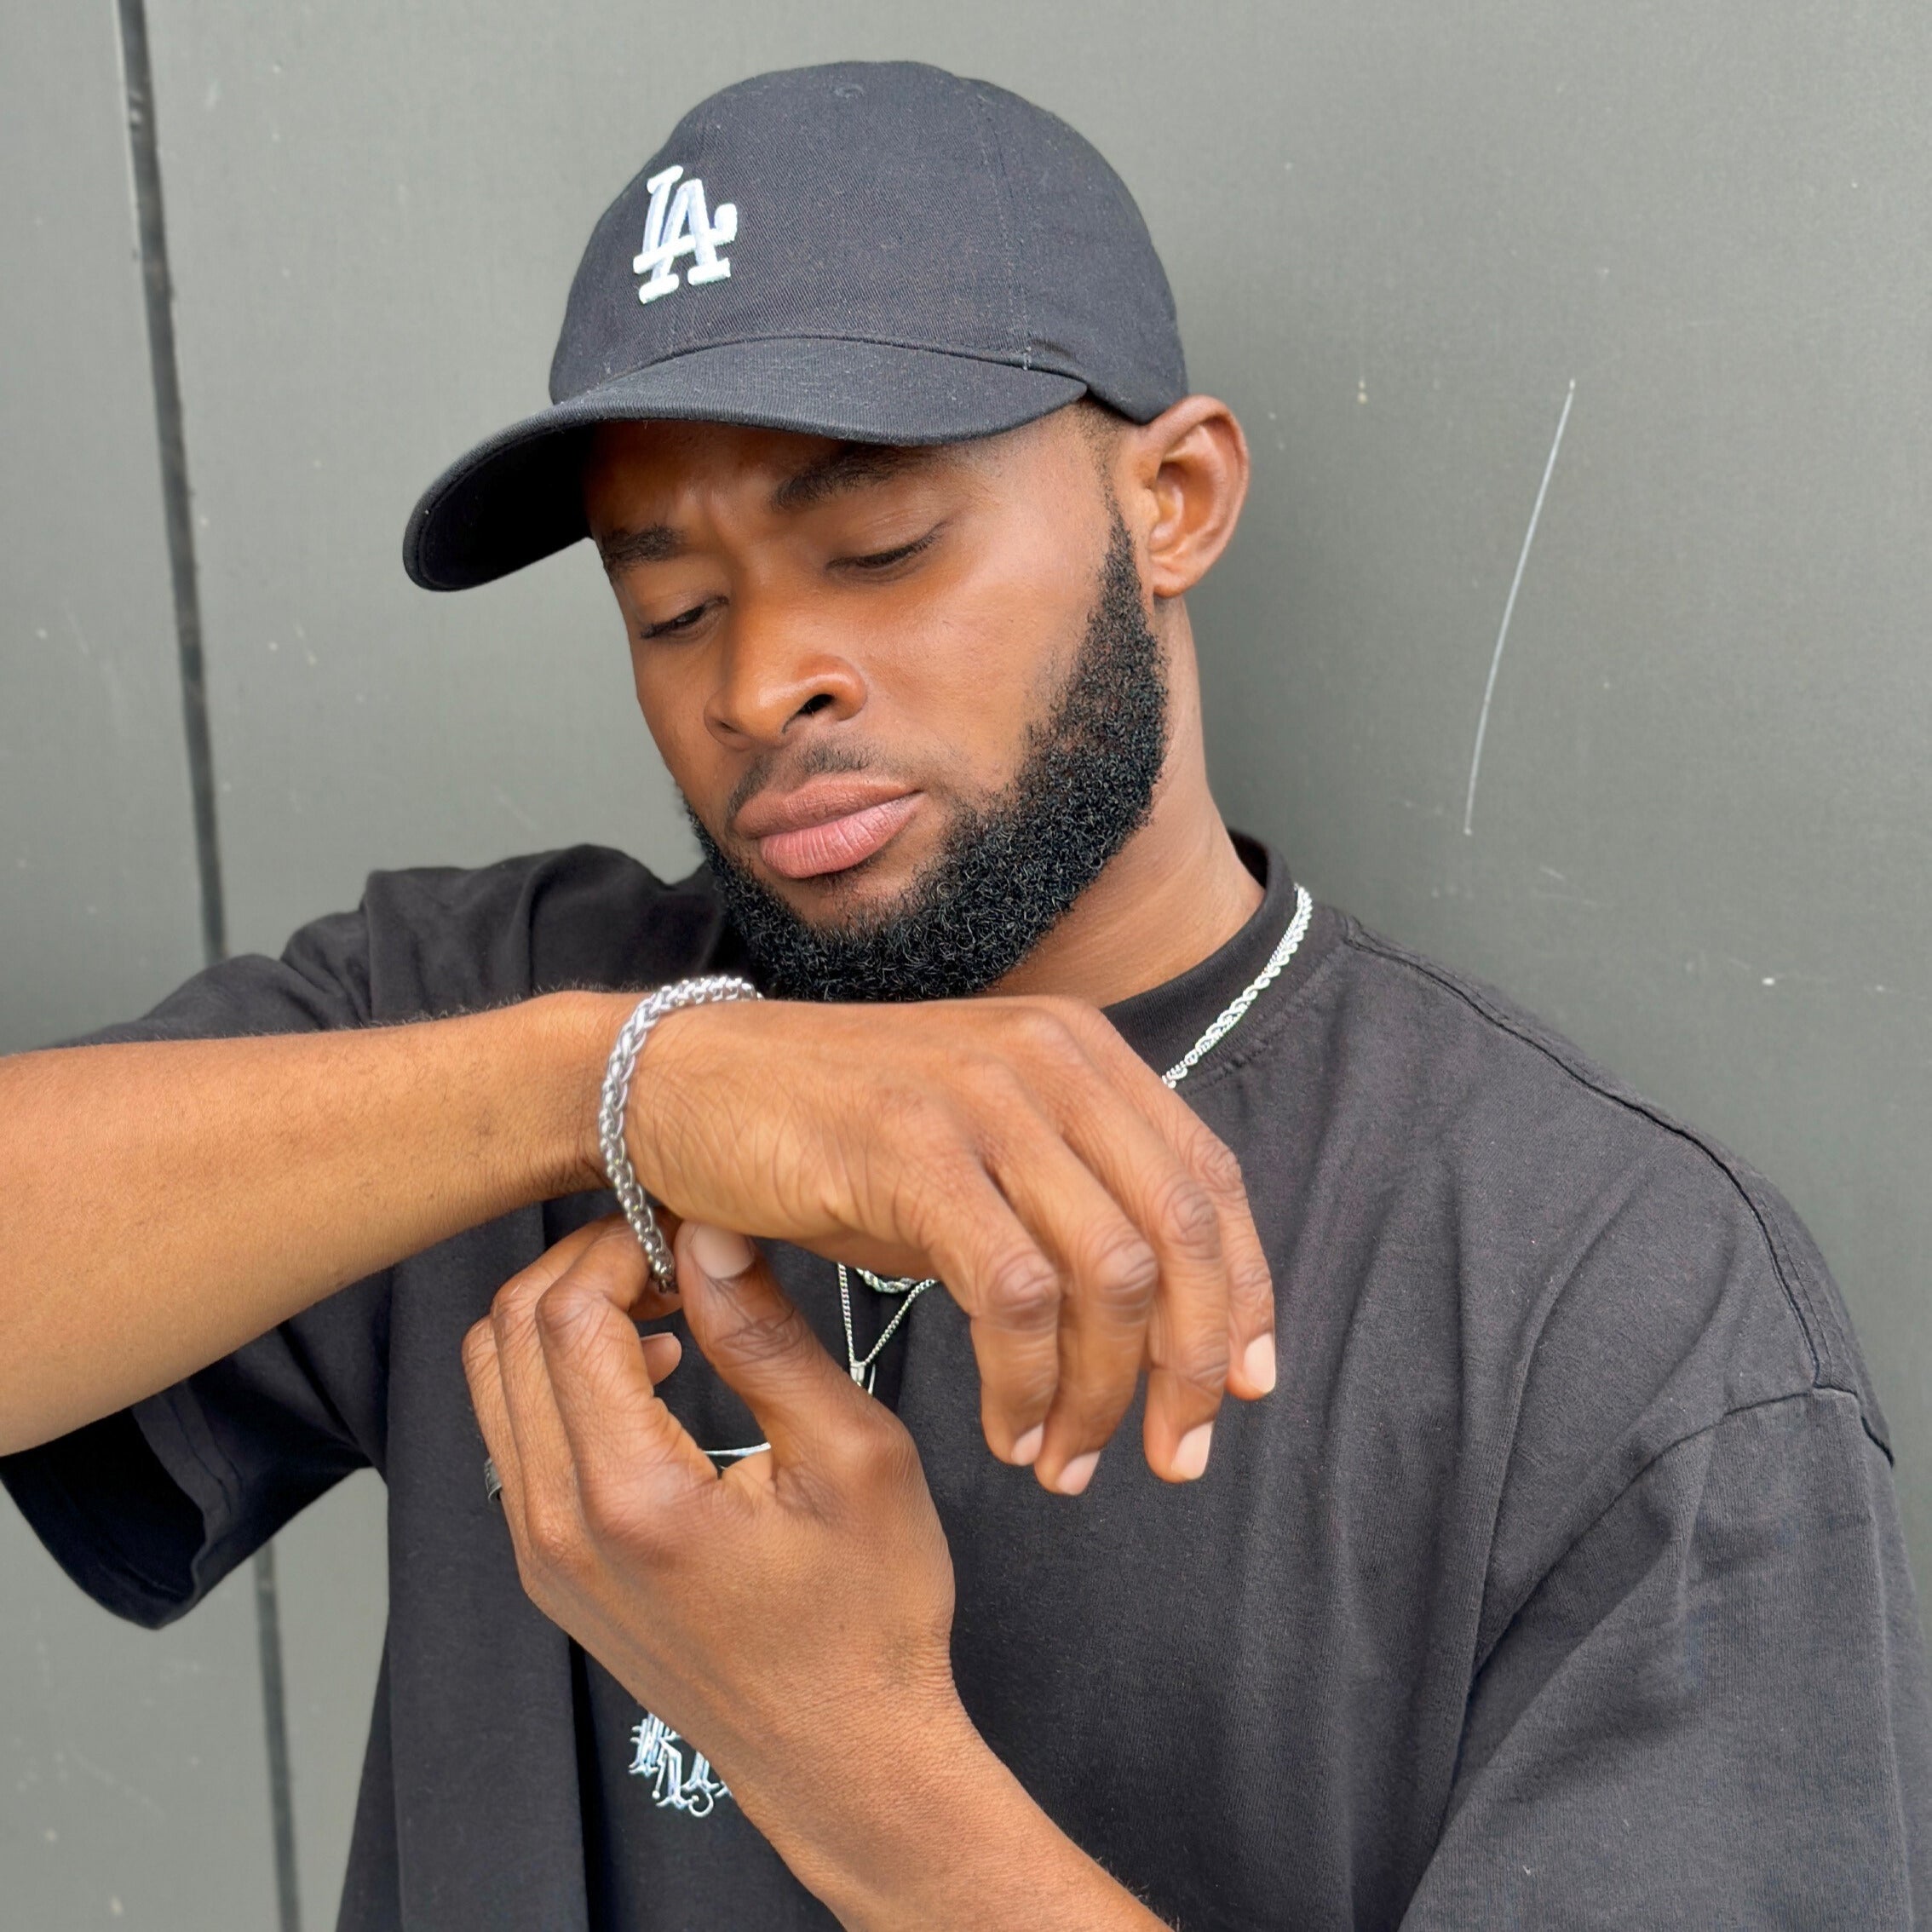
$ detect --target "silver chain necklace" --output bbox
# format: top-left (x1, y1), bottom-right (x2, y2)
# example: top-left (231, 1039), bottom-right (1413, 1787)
top-left (704, 882), bottom-right (1314, 1462)
top-left (589, 885), bottom-right (1317, 1820)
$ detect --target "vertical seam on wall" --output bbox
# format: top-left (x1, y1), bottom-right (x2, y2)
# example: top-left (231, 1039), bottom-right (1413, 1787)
top-left (111, 7), bottom-right (302, 1931)
top-left (113, 0), bottom-right (225, 969)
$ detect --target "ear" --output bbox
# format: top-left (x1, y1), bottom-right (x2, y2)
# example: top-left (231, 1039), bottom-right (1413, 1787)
top-left (1114, 396), bottom-right (1251, 600)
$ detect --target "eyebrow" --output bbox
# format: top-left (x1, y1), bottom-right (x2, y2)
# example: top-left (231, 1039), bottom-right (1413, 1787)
top-left (597, 524), bottom-right (687, 570)
top-left (595, 442), bottom-right (935, 572)
top-left (768, 441), bottom-right (933, 514)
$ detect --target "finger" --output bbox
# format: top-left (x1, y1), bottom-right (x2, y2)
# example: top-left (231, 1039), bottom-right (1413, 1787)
top-left (1074, 1026), bottom-right (1277, 1403)
top-left (486, 1233), bottom-right (617, 1564)
top-left (1043, 1079), bottom-right (1231, 1485)
top-left (673, 1222), bottom-right (881, 1471)
top-left (497, 1211), bottom-right (686, 1324)
top-left (900, 1161), bottom-right (1066, 1469)
top-left (464, 1232), bottom-right (688, 1572)
top-left (640, 1331), bottom-right (683, 1383)
top-left (531, 1223), bottom-right (716, 1524)
top-left (462, 1311), bottom-right (539, 1561)
top-left (1151, 1108), bottom-right (1275, 1404)
top-left (975, 1113), bottom-right (1160, 1492)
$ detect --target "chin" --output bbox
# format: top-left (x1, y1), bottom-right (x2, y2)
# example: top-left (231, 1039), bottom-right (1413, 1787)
top-left (766, 848), bottom-right (929, 926)
top-left (773, 859), bottom-right (908, 918)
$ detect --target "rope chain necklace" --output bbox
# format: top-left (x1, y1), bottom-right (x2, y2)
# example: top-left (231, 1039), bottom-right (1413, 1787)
top-left (705, 881), bottom-right (1315, 1462)
top-left (578, 885), bottom-right (1316, 1816)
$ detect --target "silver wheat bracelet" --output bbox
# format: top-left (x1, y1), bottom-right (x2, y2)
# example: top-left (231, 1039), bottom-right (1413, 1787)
top-left (597, 975), bottom-right (762, 1286)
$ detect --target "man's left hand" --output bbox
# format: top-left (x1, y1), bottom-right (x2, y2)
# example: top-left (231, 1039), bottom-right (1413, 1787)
top-left (461, 1216), bottom-right (1169, 1929)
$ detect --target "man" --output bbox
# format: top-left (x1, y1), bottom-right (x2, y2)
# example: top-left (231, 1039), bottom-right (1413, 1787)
top-left (3, 58), bottom-right (1925, 1930)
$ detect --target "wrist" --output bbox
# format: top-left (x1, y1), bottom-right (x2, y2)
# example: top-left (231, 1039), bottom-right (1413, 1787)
top-left (766, 1701), bottom-right (1012, 1927)
top-left (767, 1704), bottom-right (1159, 1932)
top-left (516, 991), bottom-right (635, 1197)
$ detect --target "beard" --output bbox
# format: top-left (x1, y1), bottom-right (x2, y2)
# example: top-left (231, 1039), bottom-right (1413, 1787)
top-left (685, 514), bottom-right (1170, 1002)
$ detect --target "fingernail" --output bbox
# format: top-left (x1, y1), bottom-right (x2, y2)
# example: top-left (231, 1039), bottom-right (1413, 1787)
top-left (1055, 1451), bottom-right (1100, 1497)
top-left (687, 1222), bottom-right (756, 1283)
top-left (1011, 1424), bottom-right (1044, 1467)
top-left (1173, 1422), bottom-right (1215, 1481)
top-left (1242, 1332), bottom-right (1278, 1395)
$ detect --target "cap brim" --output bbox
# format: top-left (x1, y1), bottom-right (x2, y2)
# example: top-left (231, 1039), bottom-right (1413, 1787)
top-left (402, 338), bottom-right (1086, 591)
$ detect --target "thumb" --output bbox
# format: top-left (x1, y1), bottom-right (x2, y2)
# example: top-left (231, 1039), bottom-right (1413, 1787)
top-left (676, 1222), bottom-right (874, 1465)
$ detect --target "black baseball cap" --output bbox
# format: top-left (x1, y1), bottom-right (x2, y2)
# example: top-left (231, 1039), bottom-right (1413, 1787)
top-left (403, 60), bottom-right (1187, 592)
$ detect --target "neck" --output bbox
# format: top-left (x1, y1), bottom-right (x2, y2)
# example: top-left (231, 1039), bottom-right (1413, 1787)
top-left (992, 610), bottom-right (1263, 1008)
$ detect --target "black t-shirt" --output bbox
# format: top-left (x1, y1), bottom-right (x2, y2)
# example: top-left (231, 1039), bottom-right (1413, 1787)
top-left (6, 839), bottom-right (1928, 1929)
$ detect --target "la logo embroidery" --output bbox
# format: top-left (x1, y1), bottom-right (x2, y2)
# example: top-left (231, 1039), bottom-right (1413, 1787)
top-left (628, 1712), bottom-right (732, 1818)
top-left (632, 165), bottom-right (738, 305)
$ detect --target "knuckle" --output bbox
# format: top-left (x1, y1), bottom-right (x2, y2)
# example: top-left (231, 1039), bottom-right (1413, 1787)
top-left (584, 1221), bottom-right (653, 1288)
top-left (534, 1279), bottom-right (599, 1344)
top-left (974, 1314), bottom-right (1066, 1406)
top-left (1150, 1170), bottom-right (1222, 1256)
top-left (490, 1272), bottom-right (543, 1335)
top-left (460, 1318), bottom-right (495, 1379)
top-left (1163, 1336), bottom-right (1234, 1398)
top-left (720, 1303), bottom-right (814, 1371)
top-left (1034, 993), bottom-right (1102, 1037)
top-left (975, 1342), bottom-right (1060, 1426)
top-left (1001, 1004), bottom-right (1086, 1072)
top-left (826, 1402), bottom-right (914, 1481)
top-left (1231, 1252), bottom-right (1276, 1311)
top-left (865, 1417), bottom-right (927, 1494)
top-left (897, 1161), bottom-right (971, 1250)
top-left (520, 1497), bottom-right (580, 1571)
top-left (1048, 997), bottom-right (1130, 1068)
top-left (980, 1248), bottom-right (1061, 1331)
top-left (1082, 1227), bottom-right (1160, 1318)
top-left (1193, 1132), bottom-right (1245, 1198)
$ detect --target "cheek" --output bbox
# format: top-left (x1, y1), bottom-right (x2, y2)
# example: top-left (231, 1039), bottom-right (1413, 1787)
top-left (629, 647), bottom-right (719, 806)
top-left (869, 570), bottom-right (1084, 776)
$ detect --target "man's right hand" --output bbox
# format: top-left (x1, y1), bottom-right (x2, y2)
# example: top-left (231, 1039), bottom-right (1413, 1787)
top-left (623, 995), bottom-right (1278, 1492)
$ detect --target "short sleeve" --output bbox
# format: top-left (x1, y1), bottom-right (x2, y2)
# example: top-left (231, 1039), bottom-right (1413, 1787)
top-left (2, 906), bottom-right (389, 1630)
top-left (72, 900), bottom-right (377, 1045)
top-left (1402, 1389), bottom-right (1932, 1927)
top-left (4, 845), bottom-right (727, 1633)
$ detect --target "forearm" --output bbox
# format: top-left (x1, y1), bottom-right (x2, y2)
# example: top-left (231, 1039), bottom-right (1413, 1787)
top-left (0, 990), bottom-right (629, 1453)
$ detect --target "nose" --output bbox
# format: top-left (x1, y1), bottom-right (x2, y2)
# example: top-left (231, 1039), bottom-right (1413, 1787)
top-left (703, 603), bottom-right (865, 748)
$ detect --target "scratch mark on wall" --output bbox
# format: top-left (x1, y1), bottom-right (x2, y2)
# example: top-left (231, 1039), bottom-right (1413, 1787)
top-left (1462, 378), bottom-right (1577, 837)
top-left (61, 1747), bottom-right (166, 1820)
top-left (492, 785), bottom-right (539, 835)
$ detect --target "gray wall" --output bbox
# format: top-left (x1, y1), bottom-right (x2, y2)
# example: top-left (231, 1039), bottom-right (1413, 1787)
top-left (3, 1), bottom-right (1927, 1924)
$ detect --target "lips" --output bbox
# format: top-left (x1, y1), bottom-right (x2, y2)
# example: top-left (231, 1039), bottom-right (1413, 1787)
top-left (735, 779), bottom-right (922, 880)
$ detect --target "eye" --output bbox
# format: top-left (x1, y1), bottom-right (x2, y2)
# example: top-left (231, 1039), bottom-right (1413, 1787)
top-left (834, 526), bottom-right (940, 574)
top-left (639, 599), bottom-right (718, 641)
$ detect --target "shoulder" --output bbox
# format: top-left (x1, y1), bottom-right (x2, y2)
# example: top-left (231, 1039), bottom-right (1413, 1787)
top-left (1320, 914), bottom-right (1877, 1436)
top-left (342, 844), bottom-right (738, 1018)
top-left (1298, 913), bottom-right (1891, 1624)
top-left (73, 846), bottom-right (738, 1044)
top-left (1281, 916), bottom-right (1895, 1661)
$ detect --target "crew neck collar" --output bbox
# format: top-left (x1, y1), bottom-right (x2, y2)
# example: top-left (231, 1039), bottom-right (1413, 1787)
top-left (701, 833), bottom-right (1320, 1060)
top-left (1101, 835), bottom-right (1314, 1079)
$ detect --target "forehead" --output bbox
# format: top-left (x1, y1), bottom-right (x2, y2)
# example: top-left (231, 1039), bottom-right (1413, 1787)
top-left (578, 411), bottom-right (1087, 536)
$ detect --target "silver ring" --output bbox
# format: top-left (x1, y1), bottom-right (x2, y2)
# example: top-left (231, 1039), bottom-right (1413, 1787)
top-left (483, 1457), bottom-right (503, 1506)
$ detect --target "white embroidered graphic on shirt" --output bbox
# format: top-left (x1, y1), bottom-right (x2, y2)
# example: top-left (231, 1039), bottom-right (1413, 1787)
top-left (632, 165), bottom-right (738, 304)
top-left (628, 1712), bottom-right (732, 1817)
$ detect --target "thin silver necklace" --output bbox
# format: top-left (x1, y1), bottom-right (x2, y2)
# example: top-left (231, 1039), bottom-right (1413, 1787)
top-left (703, 883), bottom-right (1314, 1463)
